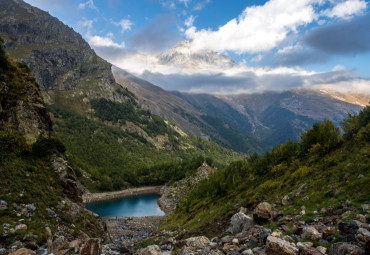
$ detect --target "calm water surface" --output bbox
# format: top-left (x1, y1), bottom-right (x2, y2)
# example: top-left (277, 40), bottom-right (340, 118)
top-left (85, 193), bottom-right (164, 217)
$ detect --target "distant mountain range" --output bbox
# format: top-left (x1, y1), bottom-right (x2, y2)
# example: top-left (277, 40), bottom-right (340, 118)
top-left (1, 0), bottom-right (368, 154)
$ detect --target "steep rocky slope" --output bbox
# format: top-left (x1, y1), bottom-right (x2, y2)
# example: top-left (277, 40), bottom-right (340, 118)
top-left (0, 41), bottom-right (106, 255)
top-left (113, 67), bottom-right (263, 153)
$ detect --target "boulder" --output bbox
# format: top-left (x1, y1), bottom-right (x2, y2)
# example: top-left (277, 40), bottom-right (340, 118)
top-left (48, 236), bottom-right (68, 255)
top-left (228, 212), bottom-right (254, 234)
top-left (135, 245), bottom-right (161, 255)
top-left (253, 202), bottom-right (280, 224)
top-left (9, 248), bottom-right (36, 255)
top-left (185, 236), bottom-right (210, 249)
top-left (301, 226), bottom-right (323, 241)
top-left (328, 242), bottom-right (365, 255)
top-left (80, 238), bottom-right (102, 255)
top-left (356, 228), bottom-right (370, 249)
top-left (339, 220), bottom-right (359, 242)
top-left (265, 236), bottom-right (299, 255)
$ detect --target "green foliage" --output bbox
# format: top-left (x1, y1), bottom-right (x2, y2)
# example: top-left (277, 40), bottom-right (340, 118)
top-left (162, 108), bottom-right (370, 237)
top-left (300, 120), bottom-right (342, 156)
top-left (32, 137), bottom-right (66, 157)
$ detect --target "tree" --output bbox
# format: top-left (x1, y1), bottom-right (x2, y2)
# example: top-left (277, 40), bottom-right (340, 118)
top-left (300, 120), bottom-right (342, 155)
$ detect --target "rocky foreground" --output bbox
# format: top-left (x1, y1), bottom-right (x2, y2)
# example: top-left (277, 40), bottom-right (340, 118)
top-left (134, 200), bottom-right (369, 255)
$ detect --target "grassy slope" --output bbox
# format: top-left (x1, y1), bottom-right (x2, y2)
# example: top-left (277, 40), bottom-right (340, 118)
top-left (161, 107), bottom-right (370, 237)
top-left (48, 100), bottom-right (243, 192)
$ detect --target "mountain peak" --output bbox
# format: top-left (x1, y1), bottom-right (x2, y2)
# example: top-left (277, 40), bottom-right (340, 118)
top-left (157, 40), bottom-right (235, 69)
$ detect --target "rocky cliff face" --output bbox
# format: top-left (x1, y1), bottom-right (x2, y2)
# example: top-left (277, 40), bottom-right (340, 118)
top-left (0, 0), bottom-right (124, 103)
top-left (0, 49), bottom-right (52, 143)
top-left (0, 42), bottom-right (106, 254)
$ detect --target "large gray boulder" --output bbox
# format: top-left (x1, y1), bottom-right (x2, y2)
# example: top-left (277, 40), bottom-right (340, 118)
top-left (228, 212), bottom-right (254, 234)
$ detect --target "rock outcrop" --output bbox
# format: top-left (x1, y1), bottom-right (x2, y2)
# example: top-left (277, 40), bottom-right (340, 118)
top-left (158, 162), bottom-right (216, 214)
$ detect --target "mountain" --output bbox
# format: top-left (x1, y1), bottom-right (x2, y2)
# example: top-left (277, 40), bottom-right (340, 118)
top-left (0, 0), bottom-right (125, 104)
top-left (176, 89), bottom-right (366, 150)
top-left (157, 40), bottom-right (235, 69)
top-left (113, 66), bottom-right (264, 153)
top-left (0, 0), bottom-right (241, 192)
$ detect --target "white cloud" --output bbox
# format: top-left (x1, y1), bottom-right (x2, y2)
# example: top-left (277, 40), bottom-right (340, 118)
top-left (78, 0), bottom-right (98, 11)
top-left (79, 19), bottom-right (125, 49)
top-left (186, 0), bottom-right (318, 54)
top-left (323, 0), bottom-right (367, 19)
top-left (184, 15), bottom-right (195, 27)
top-left (193, 0), bottom-right (211, 11)
top-left (113, 19), bottom-right (133, 33)
top-left (88, 35), bottom-right (125, 48)
top-left (161, 1), bottom-right (176, 9)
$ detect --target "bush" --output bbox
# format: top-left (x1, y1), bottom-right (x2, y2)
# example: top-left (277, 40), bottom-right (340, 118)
top-left (300, 120), bottom-right (342, 156)
top-left (32, 137), bottom-right (66, 157)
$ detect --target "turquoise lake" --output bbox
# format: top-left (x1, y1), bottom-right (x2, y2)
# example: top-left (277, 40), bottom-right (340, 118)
top-left (85, 193), bottom-right (164, 217)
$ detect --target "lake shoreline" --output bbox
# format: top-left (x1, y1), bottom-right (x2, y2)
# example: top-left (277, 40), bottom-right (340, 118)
top-left (82, 186), bottom-right (163, 204)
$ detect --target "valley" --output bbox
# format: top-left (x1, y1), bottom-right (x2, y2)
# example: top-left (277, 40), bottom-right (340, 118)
top-left (0, 0), bottom-right (369, 255)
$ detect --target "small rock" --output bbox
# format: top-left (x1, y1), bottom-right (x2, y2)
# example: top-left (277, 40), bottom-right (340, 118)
top-left (26, 204), bottom-right (36, 212)
top-left (299, 246), bottom-right (323, 255)
top-left (327, 189), bottom-right (340, 198)
top-left (316, 246), bottom-right (327, 254)
top-left (9, 248), bottom-right (36, 255)
top-left (356, 214), bottom-right (367, 223)
top-left (282, 195), bottom-right (291, 205)
top-left (300, 210), bottom-right (306, 216)
top-left (361, 204), bottom-right (369, 212)
top-left (15, 224), bottom-right (27, 232)
top-left (301, 226), bottom-right (322, 241)
top-left (0, 200), bottom-right (8, 206)
top-left (358, 174), bottom-right (364, 179)
top-left (242, 249), bottom-right (253, 255)
top-left (265, 236), bottom-right (299, 255)
top-left (328, 242), bottom-right (365, 255)
top-left (46, 208), bottom-right (56, 217)
top-left (232, 238), bottom-right (239, 245)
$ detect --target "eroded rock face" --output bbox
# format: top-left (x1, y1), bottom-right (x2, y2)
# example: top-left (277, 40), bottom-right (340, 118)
top-left (51, 155), bottom-right (83, 203)
top-left (265, 236), bottom-right (299, 255)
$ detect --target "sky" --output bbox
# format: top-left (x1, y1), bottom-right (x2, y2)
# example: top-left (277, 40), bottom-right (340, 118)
top-left (23, 0), bottom-right (370, 94)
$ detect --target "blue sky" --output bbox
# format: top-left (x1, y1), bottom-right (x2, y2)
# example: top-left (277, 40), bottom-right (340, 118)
top-left (23, 0), bottom-right (370, 94)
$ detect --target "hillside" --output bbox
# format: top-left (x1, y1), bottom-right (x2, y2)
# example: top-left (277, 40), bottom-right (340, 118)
top-left (0, 39), bottom-right (106, 254)
top-left (161, 106), bottom-right (370, 241)
top-left (113, 67), bottom-right (264, 154)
